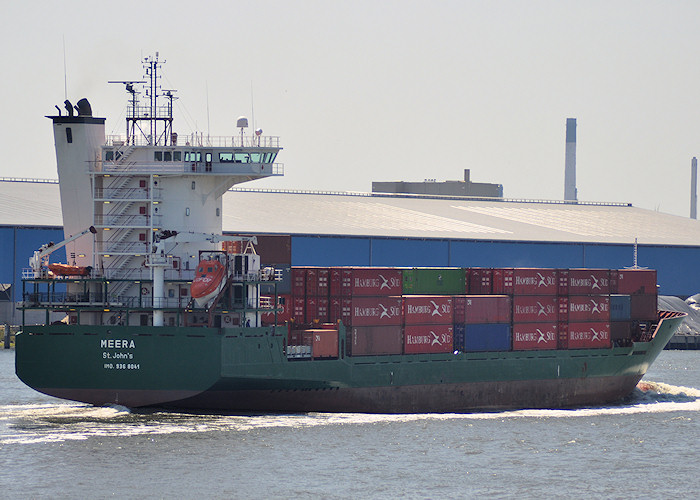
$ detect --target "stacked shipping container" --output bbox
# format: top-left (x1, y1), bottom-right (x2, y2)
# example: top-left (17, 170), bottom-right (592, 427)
top-left (403, 295), bottom-right (454, 354)
top-left (283, 266), bottom-right (658, 358)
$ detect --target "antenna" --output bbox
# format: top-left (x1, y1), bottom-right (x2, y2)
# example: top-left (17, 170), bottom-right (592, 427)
top-left (62, 35), bottom-right (68, 100)
top-left (108, 80), bottom-right (146, 144)
top-left (251, 81), bottom-right (255, 132)
top-left (109, 53), bottom-right (176, 146)
top-left (206, 81), bottom-right (210, 145)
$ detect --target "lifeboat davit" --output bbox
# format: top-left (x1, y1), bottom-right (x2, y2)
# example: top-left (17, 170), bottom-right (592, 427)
top-left (48, 264), bottom-right (92, 277)
top-left (191, 259), bottom-right (227, 307)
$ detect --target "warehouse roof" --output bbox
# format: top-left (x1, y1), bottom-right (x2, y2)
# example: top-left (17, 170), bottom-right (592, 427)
top-left (223, 189), bottom-right (700, 246)
top-left (3, 179), bottom-right (700, 246)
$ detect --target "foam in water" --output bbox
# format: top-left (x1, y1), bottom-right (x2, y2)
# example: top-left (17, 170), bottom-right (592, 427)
top-left (1, 381), bottom-right (698, 445)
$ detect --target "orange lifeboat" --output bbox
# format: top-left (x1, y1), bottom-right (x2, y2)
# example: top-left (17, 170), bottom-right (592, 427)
top-left (191, 259), bottom-right (227, 307)
top-left (48, 264), bottom-right (92, 277)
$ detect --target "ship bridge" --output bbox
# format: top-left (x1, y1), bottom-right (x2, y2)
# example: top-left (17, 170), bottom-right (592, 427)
top-left (100, 135), bottom-right (283, 179)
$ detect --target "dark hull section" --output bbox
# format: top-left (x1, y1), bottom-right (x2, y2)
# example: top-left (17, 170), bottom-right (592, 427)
top-left (16, 314), bottom-right (684, 413)
top-left (33, 387), bottom-right (204, 409)
top-left (167, 374), bottom-right (643, 413)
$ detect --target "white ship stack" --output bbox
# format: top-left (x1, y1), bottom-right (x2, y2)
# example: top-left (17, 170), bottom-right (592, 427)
top-left (41, 54), bottom-right (283, 328)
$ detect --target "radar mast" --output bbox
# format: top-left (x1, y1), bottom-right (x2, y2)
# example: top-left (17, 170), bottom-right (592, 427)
top-left (109, 52), bottom-right (177, 146)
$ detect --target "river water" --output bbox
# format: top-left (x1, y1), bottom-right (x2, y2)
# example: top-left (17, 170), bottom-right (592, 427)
top-left (1, 349), bottom-right (698, 499)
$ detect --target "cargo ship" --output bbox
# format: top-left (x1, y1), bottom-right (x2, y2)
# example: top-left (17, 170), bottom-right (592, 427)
top-left (15, 56), bottom-right (685, 413)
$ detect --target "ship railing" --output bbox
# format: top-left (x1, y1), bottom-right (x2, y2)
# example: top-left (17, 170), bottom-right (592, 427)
top-left (102, 267), bottom-right (196, 281)
top-left (95, 161), bottom-right (283, 176)
top-left (230, 271), bottom-right (265, 282)
top-left (105, 134), bottom-right (280, 148)
top-left (110, 296), bottom-right (192, 309)
top-left (24, 291), bottom-right (106, 306)
top-left (103, 267), bottom-right (152, 280)
top-left (94, 187), bottom-right (162, 201)
top-left (94, 214), bottom-right (162, 227)
top-left (98, 241), bottom-right (150, 254)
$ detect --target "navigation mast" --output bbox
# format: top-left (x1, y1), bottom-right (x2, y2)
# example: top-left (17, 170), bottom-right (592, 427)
top-left (109, 52), bottom-right (177, 146)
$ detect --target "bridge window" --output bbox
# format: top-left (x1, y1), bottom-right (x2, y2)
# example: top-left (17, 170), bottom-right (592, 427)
top-left (173, 151), bottom-right (181, 161)
top-left (219, 152), bottom-right (234, 162)
top-left (105, 150), bottom-right (114, 161)
top-left (66, 127), bottom-right (72, 143)
top-left (249, 152), bottom-right (262, 163)
top-left (164, 151), bottom-right (172, 162)
top-left (234, 152), bottom-right (249, 163)
top-left (264, 152), bottom-right (277, 163)
top-left (154, 151), bottom-right (163, 161)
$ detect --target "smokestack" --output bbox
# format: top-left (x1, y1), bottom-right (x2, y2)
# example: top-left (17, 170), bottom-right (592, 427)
top-left (692, 157), bottom-right (697, 219)
top-left (564, 118), bottom-right (577, 201)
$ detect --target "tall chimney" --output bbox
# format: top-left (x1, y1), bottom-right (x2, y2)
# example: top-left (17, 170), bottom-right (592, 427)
top-left (564, 118), bottom-right (577, 201)
top-left (692, 157), bottom-right (697, 219)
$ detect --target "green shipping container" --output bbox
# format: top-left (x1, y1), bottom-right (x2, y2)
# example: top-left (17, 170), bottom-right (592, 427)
top-left (402, 268), bottom-right (466, 295)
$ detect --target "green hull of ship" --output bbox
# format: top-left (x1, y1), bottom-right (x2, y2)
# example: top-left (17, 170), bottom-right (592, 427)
top-left (15, 315), bottom-right (683, 413)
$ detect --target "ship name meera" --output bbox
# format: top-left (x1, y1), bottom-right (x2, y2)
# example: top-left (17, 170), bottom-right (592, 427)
top-left (100, 339), bottom-right (136, 349)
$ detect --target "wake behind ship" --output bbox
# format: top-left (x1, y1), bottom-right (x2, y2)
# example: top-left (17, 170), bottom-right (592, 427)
top-left (15, 56), bottom-right (685, 413)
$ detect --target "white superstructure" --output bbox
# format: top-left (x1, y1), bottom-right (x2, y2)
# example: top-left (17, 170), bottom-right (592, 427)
top-left (46, 55), bottom-right (283, 326)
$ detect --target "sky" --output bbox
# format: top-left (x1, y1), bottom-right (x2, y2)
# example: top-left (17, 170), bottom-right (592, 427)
top-left (2, 0), bottom-right (700, 217)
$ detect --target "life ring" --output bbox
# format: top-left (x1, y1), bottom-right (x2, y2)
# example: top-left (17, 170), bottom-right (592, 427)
top-left (223, 315), bottom-right (232, 324)
top-left (142, 287), bottom-right (150, 295)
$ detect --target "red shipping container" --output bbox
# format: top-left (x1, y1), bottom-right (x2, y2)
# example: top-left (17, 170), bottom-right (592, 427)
top-left (329, 268), bottom-right (352, 296)
top-left (609, 270), bottom-right (619, 292)
top-left (492, 268), bottom-right (514, 294)
top-left (329, 267), bottom-right (403, 297)
top-left (453, 295), bottom-right (511, 324)
top-left (616, 269), bottom-right (657, 295)
top-left (305, 296), bottom-right (329, 323)
top-left (260, 294), bottom-right (292, 325)
top-left (567, 295), bottom-right (611, 322)
top-left (347, 296), bottom-right (403, 326)
top-left (557, 270), bottom-right (569, 295)
top-left (512, 323), bottom-right (558, 350)
top-left (512, 269), bottom-right (558, 295)
top-left (306, 329), bottom-right (339, 358)
top-left (630, 294), bottom-right (657, 320)
top-left (345, 268), bottom-right (404, 296)
top-left (558, 296), bottom-right (569, 322)
top-left (404, 324), bottom-right (454, 354)
top-left (349, 326), bottom-right (403, 356)
top-left (611, 321), bottom-right (633, 342)
top-left (512, 296), bottom-right (559, 323)
top-left (468, 268), bottom-right (493, 294)
top-left (292, 296), bottom-right (305, 323)
top-left (288, 329), bottom-right (312, 346)
top-left (403, 295), bottom-right (453, 325)
top-left (567, 322), bottom-right (611, 349)
top-left (565, 269), bottom-right (611, 295)
top-left (328, 296), bottom-right (350, 324)
top-left (557, 322), bottom-right (568, 349)
top-left (253, 235), bottom-right (292, 265)
top-left (305, 268), bottom-right (318, 297)
top-left (317, 268), bottom-right (329, 296)
top-left (292, 267), bottom-right (307, 297)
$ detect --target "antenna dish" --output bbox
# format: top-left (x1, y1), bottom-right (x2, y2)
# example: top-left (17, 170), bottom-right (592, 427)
top-left (237, 116), bottom-right (249, 128)
top-left (255, 128), bottom-right (262, 136)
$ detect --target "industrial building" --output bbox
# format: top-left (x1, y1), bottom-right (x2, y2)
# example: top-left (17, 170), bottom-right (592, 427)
top-left (373, 169), bottom-right (503, 197)
top-left (3, 177), bottom-right (700, 324)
